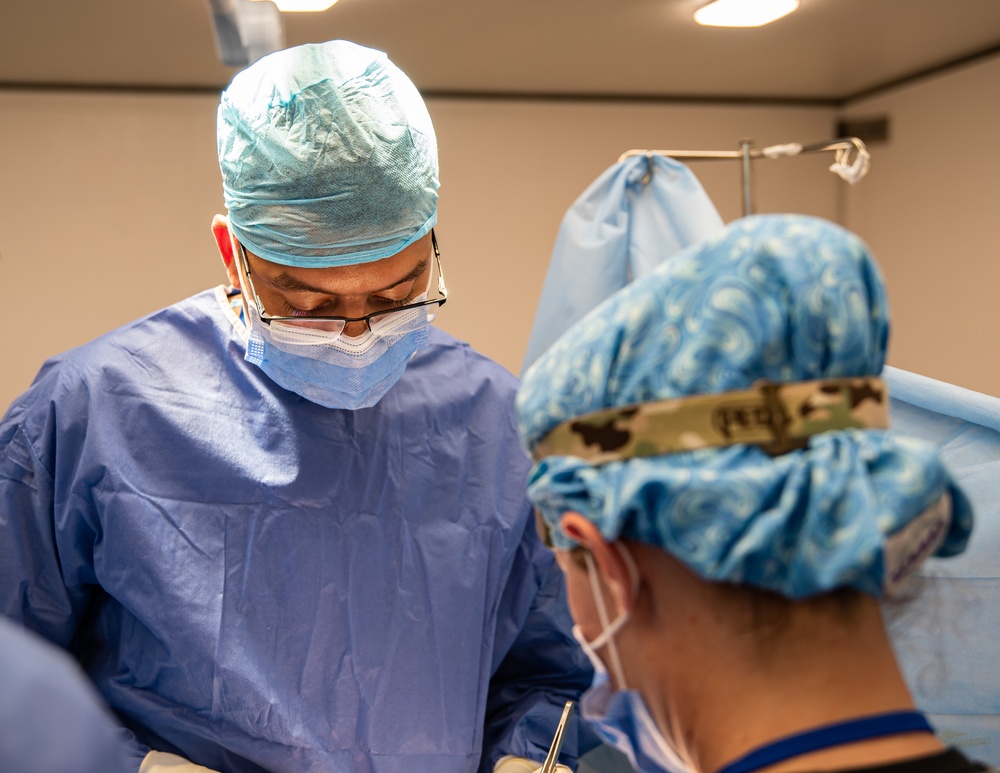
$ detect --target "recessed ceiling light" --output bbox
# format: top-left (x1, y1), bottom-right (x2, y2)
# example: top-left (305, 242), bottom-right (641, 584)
top-left (693, 0), bottom-right (800, 28)
top-left (252, 0), bottom-right (340, 12)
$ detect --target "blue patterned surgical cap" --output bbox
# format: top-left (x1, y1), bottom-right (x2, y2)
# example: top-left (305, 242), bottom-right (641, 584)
top-left (218, 40), bottom-right (439, 267)
top-left (516, 214), bottom-right (972, 599)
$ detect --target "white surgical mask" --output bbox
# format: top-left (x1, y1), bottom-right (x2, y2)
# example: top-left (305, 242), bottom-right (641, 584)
top-left (232, 230), bottom-right (434, 410)
top-left (573, 545), bottom-right (696, 773)
top-left (242, 290), bottom-right (430, 410)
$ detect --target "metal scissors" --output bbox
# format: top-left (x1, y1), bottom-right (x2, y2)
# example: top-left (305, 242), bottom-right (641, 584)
top-left (539, 701), bottom-right (575, 773)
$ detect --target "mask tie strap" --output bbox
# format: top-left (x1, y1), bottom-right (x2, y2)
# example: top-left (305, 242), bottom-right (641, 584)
top-left (584, 545), bottom-right (640, 690)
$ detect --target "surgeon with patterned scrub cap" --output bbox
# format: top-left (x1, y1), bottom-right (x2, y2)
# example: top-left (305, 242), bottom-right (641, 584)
top-left (0, 40), bottom-right (595, 773)
top-left (516, 214), bottom-right (986, 773)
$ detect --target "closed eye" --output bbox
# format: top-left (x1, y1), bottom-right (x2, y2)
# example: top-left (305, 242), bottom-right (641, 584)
top-left (279, 298), bottom-right (337, 317)
top-left (279, 289), bottom-right (417, 317)
top-left (369, 293), bottom-right (419, 310)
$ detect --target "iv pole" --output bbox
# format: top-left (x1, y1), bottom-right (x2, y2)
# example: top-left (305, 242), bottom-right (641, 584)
top-left (618, 137), bottom-right (871, 216)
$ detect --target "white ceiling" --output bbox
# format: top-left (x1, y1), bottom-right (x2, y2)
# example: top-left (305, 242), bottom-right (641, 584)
top-left (1, 0), bottom-right (1000, 102)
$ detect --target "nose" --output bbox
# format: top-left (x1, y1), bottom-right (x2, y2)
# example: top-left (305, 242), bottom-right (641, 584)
top-left (342, 319), bottom-right (369, 338)
top-left (332, 296), bottom-right (370, 338)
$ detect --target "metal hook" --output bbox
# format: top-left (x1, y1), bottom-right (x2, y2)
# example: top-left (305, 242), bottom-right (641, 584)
top-left (641, 155), bottom-right (653, 186)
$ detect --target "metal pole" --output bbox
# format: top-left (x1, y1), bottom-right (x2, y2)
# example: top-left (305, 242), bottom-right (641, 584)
top-left (740, 139), bottom-right (754, 216)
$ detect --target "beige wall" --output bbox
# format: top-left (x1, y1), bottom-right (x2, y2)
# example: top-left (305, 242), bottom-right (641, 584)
top-left (839, 56), bottom-right (1000, 397)
top-left (0, 55), bottom-right (996, 414)
top-left (0, 91), bottom-right (225, 413)
top-left (431, 99), bottom-right (839, 377)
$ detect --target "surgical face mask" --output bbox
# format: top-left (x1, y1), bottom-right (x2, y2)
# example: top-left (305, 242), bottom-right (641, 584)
top-left (236, 248), bottom-right (433, 410)
top-left (573, 547), bottom-right (695, 773)
top-left (579, 676), bottom-right (695, 773)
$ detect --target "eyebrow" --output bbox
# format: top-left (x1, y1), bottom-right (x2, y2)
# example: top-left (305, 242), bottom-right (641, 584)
top-left (251, 255), bottom-right (429, 295)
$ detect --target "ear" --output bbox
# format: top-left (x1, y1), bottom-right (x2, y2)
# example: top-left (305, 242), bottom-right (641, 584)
top-left (559, 512), bottom-right (635, 615)
top-left (211, 214), bottom-right (241, 288)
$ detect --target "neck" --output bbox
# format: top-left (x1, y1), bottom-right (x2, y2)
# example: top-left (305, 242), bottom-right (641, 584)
top-left (626, 546), bottom-right (944, 773)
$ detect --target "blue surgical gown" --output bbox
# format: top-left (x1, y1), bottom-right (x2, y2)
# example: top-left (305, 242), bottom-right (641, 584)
top-left (0, 616), bottom-right (133, 773)
top-left (0, 287), bottom-right (594, 773)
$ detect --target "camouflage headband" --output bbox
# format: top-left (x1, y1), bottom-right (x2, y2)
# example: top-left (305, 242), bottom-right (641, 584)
top-left (532, 376), bottom-right (888, 464)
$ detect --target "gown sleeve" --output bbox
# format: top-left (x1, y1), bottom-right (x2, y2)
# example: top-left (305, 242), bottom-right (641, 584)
top-left (480, 504), bottom-right (599, 773)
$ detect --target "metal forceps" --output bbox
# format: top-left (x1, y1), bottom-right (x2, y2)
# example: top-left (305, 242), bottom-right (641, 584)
top-left (539, 701), bottom-right (575, 773)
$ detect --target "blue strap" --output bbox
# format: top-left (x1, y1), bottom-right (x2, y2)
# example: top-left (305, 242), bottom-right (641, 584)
top-left (717, 711), bottom-right (934, 773)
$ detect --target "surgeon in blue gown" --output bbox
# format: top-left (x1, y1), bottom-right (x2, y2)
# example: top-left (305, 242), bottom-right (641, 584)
top-left (0, 40), bottom-right (593, 773)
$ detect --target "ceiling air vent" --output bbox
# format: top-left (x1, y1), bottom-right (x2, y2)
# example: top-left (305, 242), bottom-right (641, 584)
top-left (835, 117), bottom-right (890, 145)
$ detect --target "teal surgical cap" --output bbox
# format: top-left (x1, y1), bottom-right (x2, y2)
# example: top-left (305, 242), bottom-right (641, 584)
top-left (218, 40), bottom-right (439, 267)
top-left (517, 214), bottom-right (972, 599)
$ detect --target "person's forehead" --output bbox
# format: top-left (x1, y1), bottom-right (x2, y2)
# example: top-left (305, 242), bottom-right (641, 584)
top-left (247, 233), bottom-right (432, 293)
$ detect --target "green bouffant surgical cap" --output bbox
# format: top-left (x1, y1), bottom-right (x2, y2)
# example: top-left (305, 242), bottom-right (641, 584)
top-left (217, 40), bottom-right (439, 268)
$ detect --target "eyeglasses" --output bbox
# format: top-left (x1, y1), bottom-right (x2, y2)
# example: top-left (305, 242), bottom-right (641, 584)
top-left (235, 230), bottom-right (447, 332)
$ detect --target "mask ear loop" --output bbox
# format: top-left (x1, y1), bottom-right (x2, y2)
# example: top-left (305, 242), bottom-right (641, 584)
top-left (583, 544), bottom-right (640, 690)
